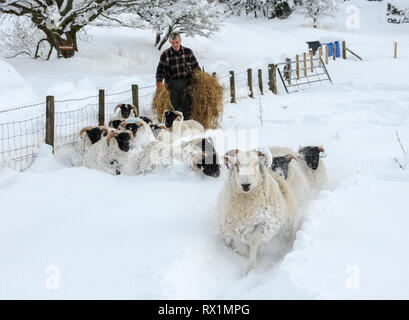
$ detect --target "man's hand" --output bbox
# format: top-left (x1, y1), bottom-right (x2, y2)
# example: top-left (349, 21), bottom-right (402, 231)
top-left (156, 82), bottom-right (162, 90)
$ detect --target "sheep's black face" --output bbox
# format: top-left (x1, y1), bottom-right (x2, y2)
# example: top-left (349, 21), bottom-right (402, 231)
top-left (271, 156), bottom-right (292, 179)
top-left (140, 116), bottom-right (152, 124)
top-left (164, 111), bottom-right (179, 128)
top-left (124, 123), bottom-right (142, 136)
top-left (119, 104), bottom-right (133, 119)
top-left (150, 124), bottom-right (163, 138)
top-left (110, 120), bottom-right (122, 129)
top-left (87, 127), bottom-right (103, 144)
top-left (197, 154), bottom-right (220, 178)
top-left (195, 138), bottom-right (216, 155)
top-left (115, 132), bottom-right (132, 152)
top-left (300, 146), bottom-right (321, 170)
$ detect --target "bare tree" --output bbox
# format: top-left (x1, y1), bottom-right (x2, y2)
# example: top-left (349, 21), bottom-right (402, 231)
top-left (0, 15), bottom-right (47, 58)
top-left (0, 0), bottom-right (141, 59)
top-left (133, 0), bottom-right (225, 50)
top-left (302, 0), bottom-right (337, 28)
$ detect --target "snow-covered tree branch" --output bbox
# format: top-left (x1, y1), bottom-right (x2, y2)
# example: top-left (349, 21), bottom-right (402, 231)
top-left (302, 0), bottom-right (337, 28)
top-left (0, 0), bottom-right (144, 59)
top-left (133, 0), bottom-right (225, 50)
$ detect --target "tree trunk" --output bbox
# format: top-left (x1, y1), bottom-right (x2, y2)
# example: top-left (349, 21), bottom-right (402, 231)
top-left (66, 31), bottom-right (78, 51)
top-left (157, 27), bottom-right (174, 50)
top-left (155, 33), bottom-right (161, 47)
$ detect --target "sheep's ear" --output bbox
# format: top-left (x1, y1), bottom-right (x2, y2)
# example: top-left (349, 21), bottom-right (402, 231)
top-left (257, 149), bottom-right (272, 168)
top-left (224, 149), bottom-right (238, 169)
top-left (175, 111), bottom-right (184, 120)
top-left (318, 146), bottom-right (327, 158)
top-left (285, 154), bottom-right (296, 163)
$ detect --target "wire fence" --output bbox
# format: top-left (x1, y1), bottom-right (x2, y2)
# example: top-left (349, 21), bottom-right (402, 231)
top-left (104, 89), bottom-right (134, 126)
top-left (138, 84), bottom-right (156, 118)
top-left (0, 112), bottom-right (46, 171)
top-left (349, 43), bottom-right (409, 60)
top-left (1, 41), bottom-right (402, 172)
top-left (55, 103), bottom-right (99, 147)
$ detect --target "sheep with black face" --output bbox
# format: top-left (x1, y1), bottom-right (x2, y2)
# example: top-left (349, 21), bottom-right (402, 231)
top-left (150, 123), bottom-right (177, 144)
top-left (77, 125), bottom-right (109, 167)
top-left (162, 110), bottom-right (204, 138)
top-left (268, 148), bottom-right (312, 207)
top-left (114, 103), bottom-right (138, 119)
top-left (180, 138), bottom-right (220, 178)
top-left (108, 119), bottom-right (123, 130)
top-left (103, 130), bottom-right (135, 175)
top-left (298, 146), bottom-right (327, 190)
top-left (118, 119), bottom-right (155, 150)
top-left (182, 137), bottom-right (221, 178)
top-left (218, 149), bottom-right (297, 274)
top-left (139, 116), bottom-right (153, 124)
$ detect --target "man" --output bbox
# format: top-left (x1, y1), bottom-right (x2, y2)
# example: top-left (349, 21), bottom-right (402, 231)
top-left (156, 32), bottom-right (200, 120)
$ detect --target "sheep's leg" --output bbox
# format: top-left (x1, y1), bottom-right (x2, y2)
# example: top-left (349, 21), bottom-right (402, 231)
top-left (246, 226), bottom-right (263, 275)
top-left (232, 239), bottom-right (249, 257)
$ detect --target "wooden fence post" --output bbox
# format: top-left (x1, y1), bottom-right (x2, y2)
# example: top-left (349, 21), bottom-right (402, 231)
top-left (99, 89), bottom-right (105, 126)
top-left (342, 41), bottom-right (347, 59)
top-left (258, 69), bottom-right (263, 95)
top-left (303, 53), bottom-right (307, 77)
top-left (319, 47), bottom-right (322, 66)
top-left (333, 42), bottom-right (336, 61)
top-left (394, 42), bottom-right (398, 59)
top-left (132, 84), bottom-right (139, 116)
top-left (268, 64), bottom-right (277, 95)
top-left (310, 50), bottom-right (314, 72)
top-left (296, 54), bottom-right (300, 79)
top-left (325, 45), bottom-right (329, 65)
top-left (247, 68), bottom-right (254, 98)
top-left (46, 96), bottom-right (55, 153)
top-left (229, 71), bottom-right (236, 103)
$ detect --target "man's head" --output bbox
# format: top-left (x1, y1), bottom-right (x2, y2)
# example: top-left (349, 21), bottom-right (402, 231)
top-left (169, 32), bottom-right (181, 52)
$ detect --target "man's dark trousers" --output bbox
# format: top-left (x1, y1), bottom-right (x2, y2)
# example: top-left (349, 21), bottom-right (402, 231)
top-left (167, 79), bottom-right (192, 120)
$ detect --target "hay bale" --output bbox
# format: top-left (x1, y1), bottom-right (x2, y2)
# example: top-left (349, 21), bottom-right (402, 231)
top-left (152, 84), bottom-right (173, 123)
top-left (188, 70), bottom-right (224, 129)
top-left (151, 70), bottom-right (224, 129)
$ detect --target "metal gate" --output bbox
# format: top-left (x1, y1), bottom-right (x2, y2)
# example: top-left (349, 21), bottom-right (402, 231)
top-left (276, 57), bottom-right (332, 94)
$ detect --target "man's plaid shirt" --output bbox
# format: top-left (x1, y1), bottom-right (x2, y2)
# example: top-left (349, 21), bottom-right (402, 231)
top-left (156, 45), bottom-right (199, 83)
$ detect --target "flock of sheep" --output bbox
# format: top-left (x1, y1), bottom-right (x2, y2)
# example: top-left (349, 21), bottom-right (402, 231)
top-left (218, 145), bottom-right (326, 274)
top-left (76, 103), bottom-right (219, 177)
top-left (77, 103), bottom-right (327, 275)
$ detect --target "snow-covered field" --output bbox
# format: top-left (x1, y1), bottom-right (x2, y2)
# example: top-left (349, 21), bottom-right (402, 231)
top-left (1, 1), bottom-right (409, 299)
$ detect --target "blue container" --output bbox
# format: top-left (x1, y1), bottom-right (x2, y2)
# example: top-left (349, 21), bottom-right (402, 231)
top-left (326, 41), bottom-right (341, 58)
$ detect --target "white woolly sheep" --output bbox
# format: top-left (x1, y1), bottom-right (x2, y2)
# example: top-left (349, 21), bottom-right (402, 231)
top-left (118, 119), bottom-right (155, 150)
top-left (268, 147), bottom-right (311, 207)
top-left (77, 125), bottom-right (109, 167)
top-left (127, 139), bottom-right (174, 175)
top-left (180, 137), bottom-right (221, 178)
top-left (298, 146), bottom-right (327, 190)
top-left (101, 130), bottom-right (135, 175)
top-left (218, 149), bottom-right (297, 274)
top-left (114, 103), bottom-right (138, 119)
top-left (162, 110), bottom-right (204, 138)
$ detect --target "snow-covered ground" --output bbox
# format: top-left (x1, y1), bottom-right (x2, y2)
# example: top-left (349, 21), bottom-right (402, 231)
top-left (1, 0), bottom-right (409, 299)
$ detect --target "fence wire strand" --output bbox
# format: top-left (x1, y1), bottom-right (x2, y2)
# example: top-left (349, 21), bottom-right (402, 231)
top-left (0, 113), bottom-right (45, 171)
top-left (55, 103), bottom-right (99, 147)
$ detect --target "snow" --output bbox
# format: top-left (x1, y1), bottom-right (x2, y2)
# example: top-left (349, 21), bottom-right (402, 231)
top-left (0, 59), bottom-right (32, 106)
top-left (1, 0), bottom-right (409, 299)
